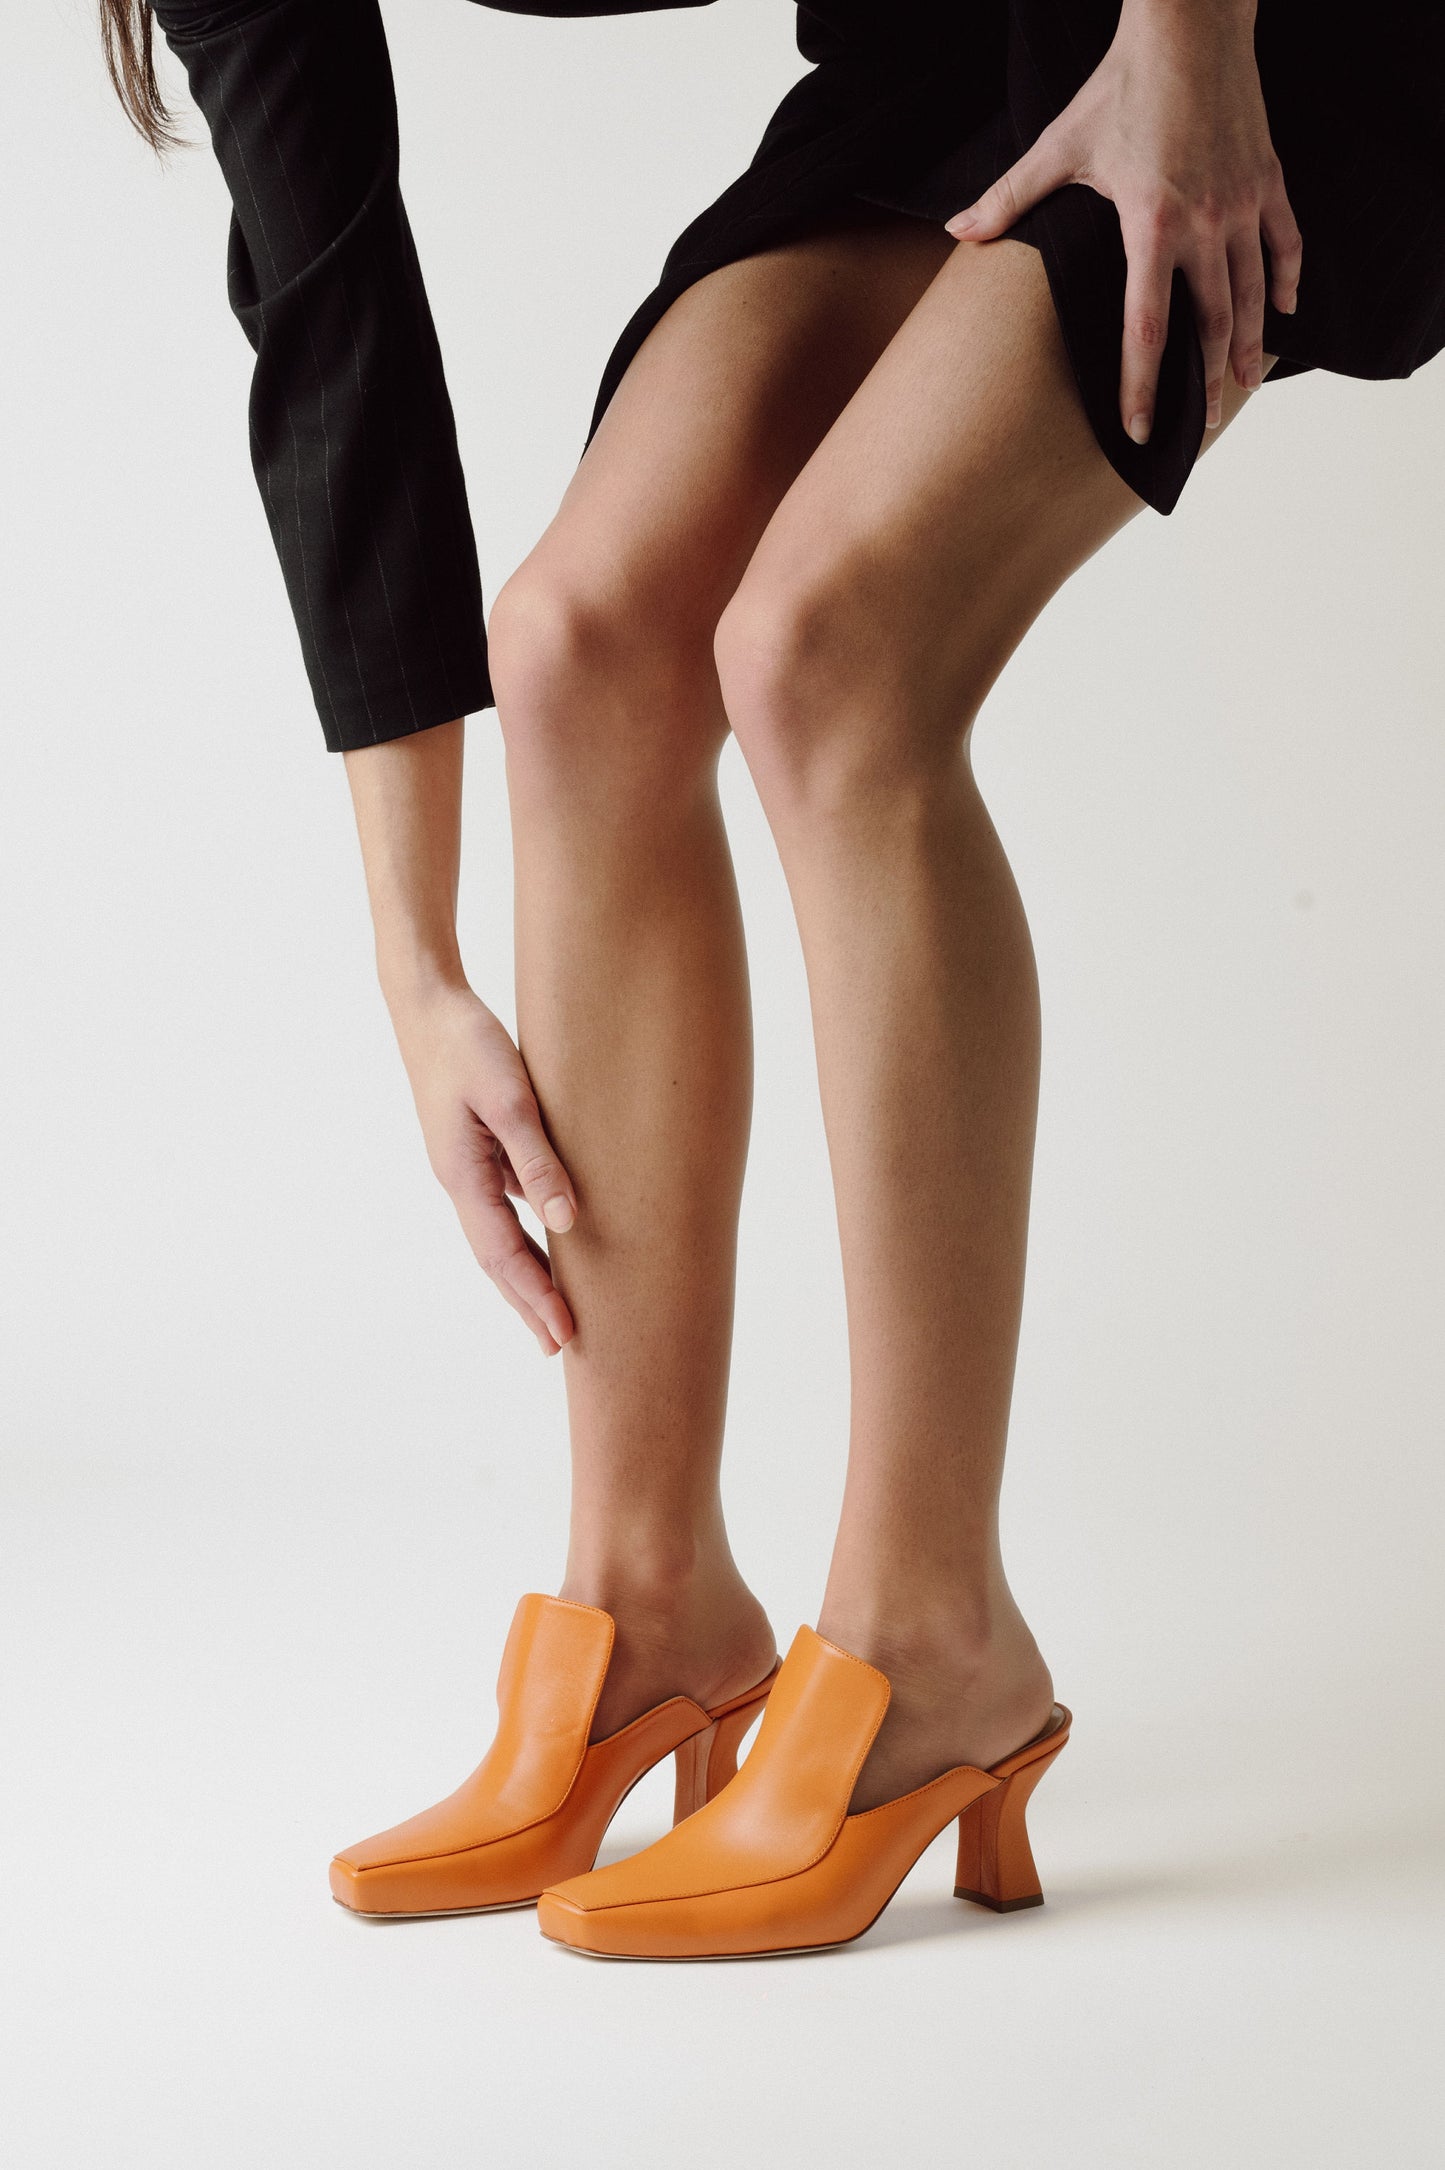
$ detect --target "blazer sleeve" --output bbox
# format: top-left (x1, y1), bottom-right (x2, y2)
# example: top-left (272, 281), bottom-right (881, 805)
top-left (152, 0), bottom-right (492, 750)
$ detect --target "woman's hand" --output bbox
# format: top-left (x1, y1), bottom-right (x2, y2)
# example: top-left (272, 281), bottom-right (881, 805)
top-left (946, 0), bottom-right (1301, 443)
top-left (342, 722), bottom-right (577, 1357)
top-left (390, 979), bottom-right (578, 1357)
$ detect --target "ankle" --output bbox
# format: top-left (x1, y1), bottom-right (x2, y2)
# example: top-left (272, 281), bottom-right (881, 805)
top-left (561, 1538), bottom-right (775, 1673)
top-left (821, 1583), bottom-right (1055, 1806)
top-left (816, 1579), bottom-right (1046, 1691)
top-left (561, 1554), bottom-right (776, 1737)
top-left (560, 1527), bottom-right (735, 1624)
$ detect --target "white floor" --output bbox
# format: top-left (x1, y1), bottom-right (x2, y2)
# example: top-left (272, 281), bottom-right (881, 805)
top-left (6, 1470), bottom-right (1441, 2170)
top-left (9, 8), bottom-right (1445, 2164)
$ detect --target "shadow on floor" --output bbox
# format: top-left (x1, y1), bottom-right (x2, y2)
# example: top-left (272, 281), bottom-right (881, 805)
top-left (861, 1805), bottom-right (1445, 1953)
top-left (329, 1803), bottom-right (1445, 1952)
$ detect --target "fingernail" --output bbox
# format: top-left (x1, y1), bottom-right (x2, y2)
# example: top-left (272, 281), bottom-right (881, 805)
top-left (1127, 413), bottom-right (1151, 445)
top-left (1245, 362), bottom-right (1262, 390)
top-left (1206, 401), bottom-right (1222, 429)
top-left (945, 212), bottom-right (975, 236)
top-left (543, 1195), bottom-right (574, 1233)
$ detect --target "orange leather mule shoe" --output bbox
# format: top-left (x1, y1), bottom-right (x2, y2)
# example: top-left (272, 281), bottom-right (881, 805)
top-left (330, 1593), bottom-right (779, 1919)
top-left (537, 1624), bottom-right (1069, 1959)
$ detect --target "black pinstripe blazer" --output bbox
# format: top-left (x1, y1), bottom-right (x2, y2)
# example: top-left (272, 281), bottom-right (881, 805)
top-left (152, 0), bottom-right (701, 751)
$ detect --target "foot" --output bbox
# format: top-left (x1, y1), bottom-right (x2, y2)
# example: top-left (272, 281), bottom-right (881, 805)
top-left (557, 1566), bottom-right (778, 1742)
top-left (816, 1598), bottom-right (1055, 1814)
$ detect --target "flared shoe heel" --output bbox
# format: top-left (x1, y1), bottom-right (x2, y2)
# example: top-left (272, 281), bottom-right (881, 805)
top-left (672, 1667), bottom-right (777, 1823)
top-left (954, 1708), bottom-right (1071, 1911)
top-left (540, 1629), bottom-right (1074, 1961)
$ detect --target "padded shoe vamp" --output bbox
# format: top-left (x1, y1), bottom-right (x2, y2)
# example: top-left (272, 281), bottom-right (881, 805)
top-left (338, 1594), bottom-right (615, 1873)
top-left (551, 1626), bottom-right (890, 1912)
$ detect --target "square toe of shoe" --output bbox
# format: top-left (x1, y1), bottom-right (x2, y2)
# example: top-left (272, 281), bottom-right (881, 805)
top-left (329, 1854), bottom-right (378, 1910)
top-left (328, 1820), bottom-right (572, 1914)
top-left (536, 1882), bottom-right (801, 1959)
top-left (536, 1890), bottom-right (639, 1954)
top-left (328, 1839), bottom-right (474, 1914)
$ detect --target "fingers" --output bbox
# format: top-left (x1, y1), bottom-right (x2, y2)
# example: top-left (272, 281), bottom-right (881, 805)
top-left (946, 126), bottom-right (1071, 241)
top-left (1122, 207), bottom-right (1288, 440)
top-left (1118, 220), bottom-right (1174, 444)
top-left (1186, 241), bottom-right (1236, 431)
top-left (489, 1261), bottom-right (566, 1358)
top-left (444, 1141), bottom-right (576, 1355)
top-left (1261, 175), bottom-right (1303, 316)
top-left (1226, 227), bottom-right (1267, 392)
top-left (488, 1087), bottom-right (577, 1236)
top-left (490, 1219), bottom-right (576, 1353)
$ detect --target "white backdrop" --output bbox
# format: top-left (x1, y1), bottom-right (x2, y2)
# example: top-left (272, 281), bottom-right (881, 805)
top-left (3, 3), bottom-right (1443, 2164)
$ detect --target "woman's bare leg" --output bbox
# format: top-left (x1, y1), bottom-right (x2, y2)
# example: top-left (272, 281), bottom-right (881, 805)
top-left (487, 215), bottom-right (955, 1735)
top-left (716, 234), bottom-right (1271, 1806)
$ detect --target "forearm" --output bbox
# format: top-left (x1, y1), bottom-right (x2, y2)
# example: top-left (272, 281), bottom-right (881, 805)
top-left (344, 719), bottom-right (468, 1015)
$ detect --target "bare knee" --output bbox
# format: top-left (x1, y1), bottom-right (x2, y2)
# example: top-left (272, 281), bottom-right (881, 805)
top-left (714, 559), bottom-right (968, 820)
top-left (490, 554), bottom-right (725, 821)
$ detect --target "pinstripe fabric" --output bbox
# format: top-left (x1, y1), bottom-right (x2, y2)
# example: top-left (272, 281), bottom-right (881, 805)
top-left (155, 0), bottom-right (1444, 748)
top-left (153, 0), bottom-right (490, 750)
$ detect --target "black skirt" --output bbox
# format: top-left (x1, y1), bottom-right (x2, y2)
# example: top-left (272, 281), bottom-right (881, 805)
top-left (583, 0), bottom-right (1445, 514)
top-left (155, 0), bottom-right (1445, 750)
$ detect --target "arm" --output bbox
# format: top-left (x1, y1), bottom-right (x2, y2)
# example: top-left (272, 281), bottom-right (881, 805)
top-left (148, 4), bottom-right (573, 1340)
top-left (948, 0), bottom-right (1303, 445)
top-left (150, 0), bottom-right (491, 749)
top-left (345, 721), bottom-right (577, 1356)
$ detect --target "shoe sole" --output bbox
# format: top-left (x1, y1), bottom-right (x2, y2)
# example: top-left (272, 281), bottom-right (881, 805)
top-left (333, 1895), bottom-right (538, 1921)
top-left (538, 1864), bottom-right (1046, 1961)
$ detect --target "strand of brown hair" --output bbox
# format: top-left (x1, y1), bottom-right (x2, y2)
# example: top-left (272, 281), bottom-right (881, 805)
top-left (99, 0), bottom-right (187, 155)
